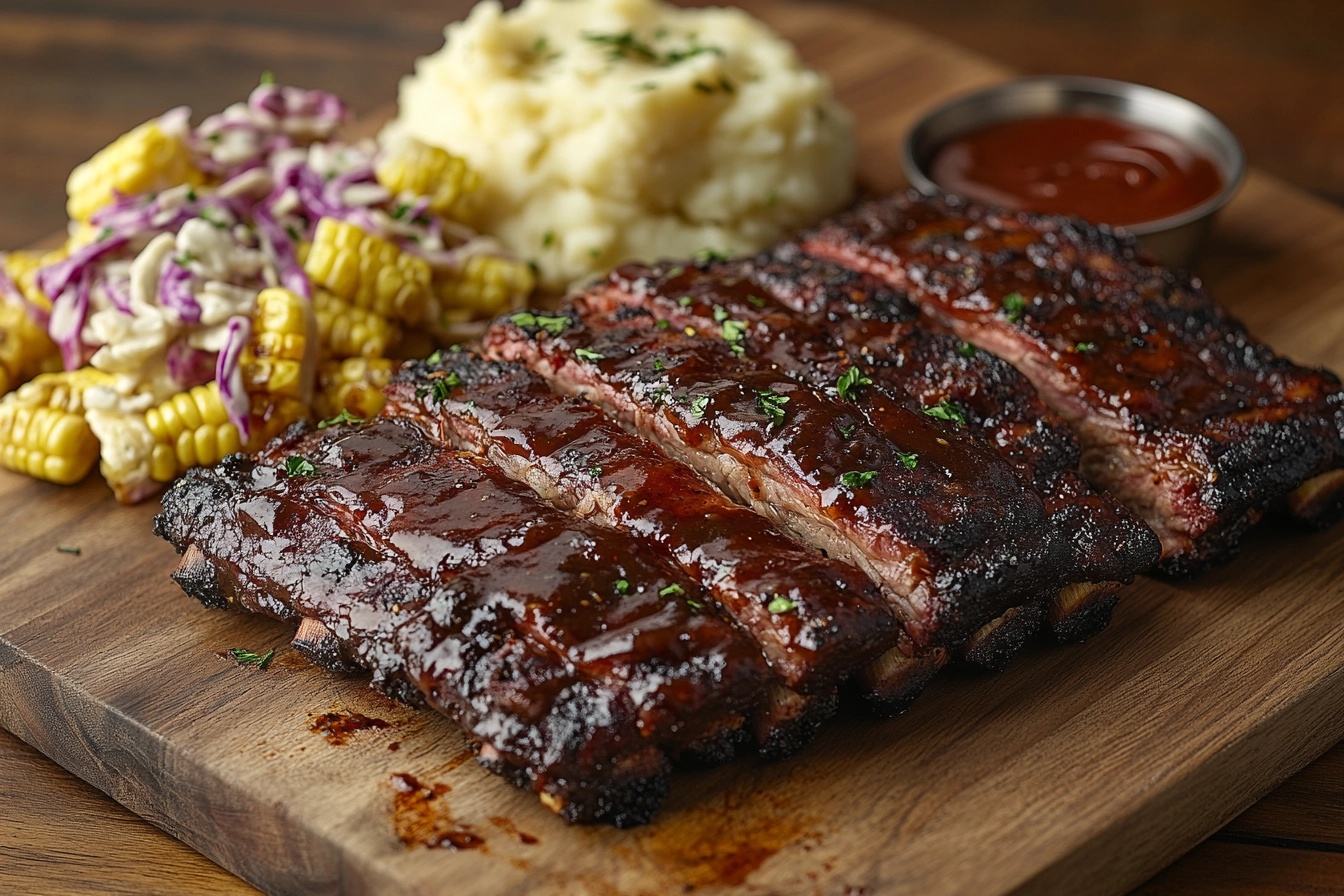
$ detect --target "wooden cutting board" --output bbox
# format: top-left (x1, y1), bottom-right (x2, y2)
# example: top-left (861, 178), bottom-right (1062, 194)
top-left (4, 2), bottom-right (1344, 894)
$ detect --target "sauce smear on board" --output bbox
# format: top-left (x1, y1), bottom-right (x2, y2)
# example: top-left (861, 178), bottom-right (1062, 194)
top-left (929, 114), bottom-right (1223, 226)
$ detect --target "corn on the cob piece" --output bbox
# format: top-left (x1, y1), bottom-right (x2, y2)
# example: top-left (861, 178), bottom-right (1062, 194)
top-left (142, 383), bottom-right (242, 485)
top-left (0, 291), bottom-right (60, 398)
top-left (375, 138), bottom-right (480, 220)
top-left (242, 286), bottom-right (318, 402)
top-left (313, 357), bottom-right (395, 421)
top-left (0, 369), bottom-right (109, 486)
top-left (66, 118), bottom-right (206, 222)
top-left (311, 287), bottom-right (402, 359)
top-left (433, 253), bottom-right (535, 323)
top-left (4, 250), bottom-right (62, 313)
top-left (304, 218), bottom-right (431, 325)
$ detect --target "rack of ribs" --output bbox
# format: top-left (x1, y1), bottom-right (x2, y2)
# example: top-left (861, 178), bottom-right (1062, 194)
top-left (158, 417), bottom-right (772, 826)
top-left (574, 246), bottom-right (1159, 658)
top-left (485, 306), bottom-right (1082, 655)
top-left (802, 191), bottom-right (1344, 574)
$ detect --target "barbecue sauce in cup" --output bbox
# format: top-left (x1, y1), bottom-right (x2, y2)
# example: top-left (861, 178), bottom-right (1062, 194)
top-left (928, 114), bottom-right (1224, 227)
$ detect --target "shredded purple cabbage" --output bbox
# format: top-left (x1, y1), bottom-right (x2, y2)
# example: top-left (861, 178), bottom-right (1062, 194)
top-left (47, 273), bottom-right (92, 371)
top-left (157, 258), bottom-right (201, 324)
top-left (215, 315), bottom-right (252, 441)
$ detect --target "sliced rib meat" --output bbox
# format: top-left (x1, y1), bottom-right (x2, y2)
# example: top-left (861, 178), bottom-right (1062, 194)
top-left (801, 191), bottom-right (1344, 574)
top-left (379, 353), bottom-right (913, 698)
top-left (156, 417), bottom-right (769, 825)
top-left (484, 307), bottom-right (1074, 651)
top-left (577, 247), bottom-right (1159, 649)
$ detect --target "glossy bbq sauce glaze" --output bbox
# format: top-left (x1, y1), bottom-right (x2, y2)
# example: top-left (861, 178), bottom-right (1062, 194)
top-left (929, 114), bottom-right (1223, 226)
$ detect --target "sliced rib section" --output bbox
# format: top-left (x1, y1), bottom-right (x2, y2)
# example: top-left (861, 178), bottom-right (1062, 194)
top-left (156, 417), bottom-right (769, 825)
top-left (802, 191), bottom-right (1344, 574)
top-left (484, 307), bottom-right (1073, 651)
top-left (577, 247), bottom-right (1159, 649)
top-left (380, 353), bottom-right (909, 697)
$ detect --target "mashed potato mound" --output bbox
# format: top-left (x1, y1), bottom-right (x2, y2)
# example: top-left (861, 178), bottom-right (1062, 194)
top-left (386, 0), bottom-right (854, 291)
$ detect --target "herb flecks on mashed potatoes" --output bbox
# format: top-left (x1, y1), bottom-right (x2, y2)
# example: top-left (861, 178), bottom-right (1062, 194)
top-left (385, 0), bottom-right (855, 291)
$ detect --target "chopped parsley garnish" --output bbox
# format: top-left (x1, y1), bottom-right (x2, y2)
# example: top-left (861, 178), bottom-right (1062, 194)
top-left (659, 583), bottom-right (685, 597)
top-left (922, 398), bottom-right (967, 425)
top-left (663, 265), bottom-right (684, 278)
top-left (835, 367), bottom-right (873, 402)
top-left (56, 545), bottom-right (82, 556)
top-left (185, 187), bottom-right (198, 202)
top-left (614, 578), bottom-right (631, 595)
top-left (838, 423), bottom-right (857, 439)
top-left (582, 30), bottom-right (723, 67)
top-left (653, 358), bottom-right (666, 373)
top-left (839, 470), bottom-right (878, 490)
top-left (685, 598), bottom-right (704, 611)
top-left (721, 318), bottom-right (748, 355)
top-left (284, 456), bottom-right (316, 477)
top-left (587, 464), bottom-right (603, 478)
top-left (391, 202), bottom-right (412, 220)
top-left (228, 647), bottom-right (275, 670)
top-left (199, 207), bottom-right (228, 228)
top-left (656, 318), bottom-right (671, 330)
top-left (746, 295), bottom-right (767, 308)
top-left (540, 230), bottom-right (554, 248)
top-left (1002, 292), bottom-right (1027, 323)
top-left (259, 71), bottom-right (276, 85)
top-left (96, 226), bottom-right (114, 242)
top-left (678, 295), bottom-right (694, 307)
top-left (575, 347), bottom-right (605, 362)
top-left (1074, 341), bottom-right (1097, 353)
top-left (956, 342), bottom-right (978, 358)
top-left (583, 30), bottom-right (660, 62)
top-left (694, 248), bottom-right (730, 264)
top-left (756, 389), bottom-right (790, 427)
top-left (425, 349), bottom-right (445, 365)
top-left (318, 409), bottom-right (366, 429)
top-left (508, 311), bottom-right (572, 335)
top-left (766, 594), bottom-right (797, 615)
top-left (285, 224), bottom-right (301, 242)
top-left (689, 394), bottom-right (711, 420)
top-left (896, 451), bottom-right (919, 471)
top-left (418, 370), bottom-right (462, 402)
top-left (713, 306), bottom-right (730, 323)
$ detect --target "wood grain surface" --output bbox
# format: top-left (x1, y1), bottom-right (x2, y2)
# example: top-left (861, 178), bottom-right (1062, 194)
top-left (3, 1), bottom-right (1344, 894)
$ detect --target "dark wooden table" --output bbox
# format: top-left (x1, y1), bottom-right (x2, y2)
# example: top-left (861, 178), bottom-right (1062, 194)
top-left (2, 2), bottom-right (1342, 893)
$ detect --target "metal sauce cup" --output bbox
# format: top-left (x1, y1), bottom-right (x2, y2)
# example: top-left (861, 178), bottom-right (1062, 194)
top-left (901, 76), bottom-right (1246, 268)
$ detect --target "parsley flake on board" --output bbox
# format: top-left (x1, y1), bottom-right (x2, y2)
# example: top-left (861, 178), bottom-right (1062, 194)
top-left (56, 545), bottom-right (82, 556)
top-left (766, 594), bottom-right (797, 615)
top-left (318, 409), bottom-right (366, 429)
top-left (508, 311), bottom-right (571, 336)
top-left (284, 456), bottom-right (316, 477)
top-left (229, 647), bottom-right (275, 670)
top-left (756, 389), bottom-right (790, 427)
top-left (839, 470), bottom-right (877, 490)
top-left (835, 367), bottom-right (873, 402)
top-left (922, 398), bottom-right (967, 425)
top-left (1002, 292), bottom-right (1027, 323)
top-left (575, 347), bottom-right (605, 362)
